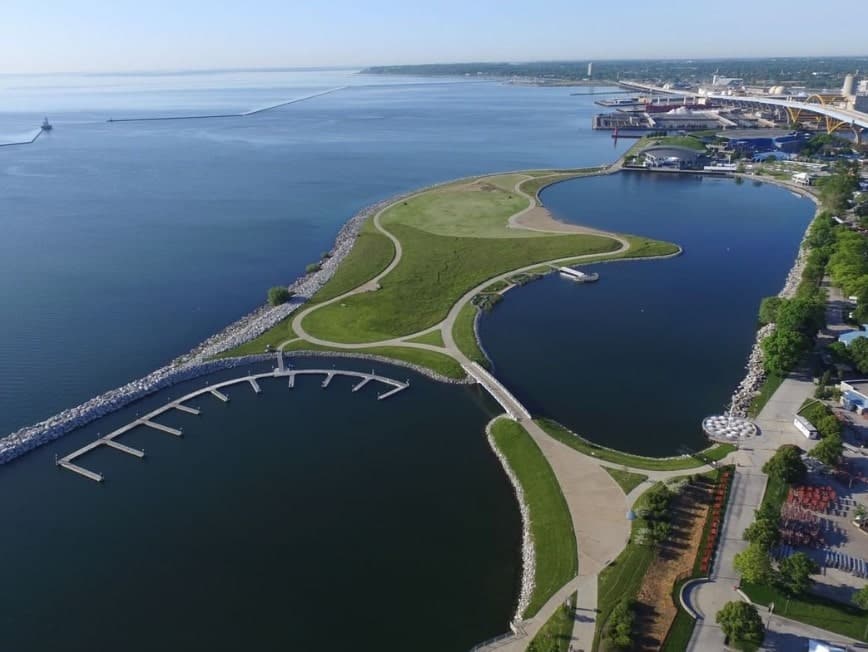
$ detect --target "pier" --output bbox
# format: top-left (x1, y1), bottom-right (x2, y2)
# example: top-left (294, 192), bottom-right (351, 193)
top-left (56, 363), bottom-right (410, 483)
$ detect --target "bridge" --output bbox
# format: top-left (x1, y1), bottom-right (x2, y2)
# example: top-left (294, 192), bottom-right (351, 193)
top-left (56, 362), bottom-right (409, 483)
top-left (619, 81), bottom-right (868, 143)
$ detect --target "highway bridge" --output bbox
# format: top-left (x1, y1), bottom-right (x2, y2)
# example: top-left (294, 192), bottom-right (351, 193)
top-left (619, 81), bottom-right (868, 142)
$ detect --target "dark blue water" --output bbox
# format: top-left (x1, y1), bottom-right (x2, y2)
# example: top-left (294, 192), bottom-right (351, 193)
top-left (0, 69), bottom-right (627, 435)
top-left (479, 172), bottom-right (815, 456)
top-left (0, 357), bottom-right (519, 651)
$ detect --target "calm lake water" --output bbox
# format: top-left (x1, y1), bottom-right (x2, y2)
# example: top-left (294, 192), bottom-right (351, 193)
top-left (480, 172), bottom-right (815, 456)
top-left (0, 69), bottom-right (813, 649)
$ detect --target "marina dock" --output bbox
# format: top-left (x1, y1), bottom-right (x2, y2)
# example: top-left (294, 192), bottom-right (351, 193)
top-left (56, 360), bottom-right (411, 483)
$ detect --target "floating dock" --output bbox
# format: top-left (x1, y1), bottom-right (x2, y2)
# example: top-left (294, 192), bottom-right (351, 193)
top-left (56, 362), bottom-right (411, 483)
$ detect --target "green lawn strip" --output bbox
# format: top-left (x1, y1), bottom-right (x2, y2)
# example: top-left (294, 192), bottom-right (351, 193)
top-left (490, 418), bottom-right (577, 619)
top-left (603, 467), bottom-right (648, 494)
top-left (748, 371), bottom-right (785, 418)
top-left (310, 224), bottom-right (395, 303)
top-left (403, 329), bottom-right (445, 347)
top-left (484, 279), bottom-right (510, 293)
top-left (518, 168), bottom-right (604, 201)
top-left (644, 135), bottom-right (707, 152)
top-left (453, 303), bottom-right (488, 367)
top-left (537, 419), bottom-right (735, 472)
top-left (760, 473), bottom-right (789, 515)
top-left (741, 582), bottom-right (868, 642)
top-left (527, 592), bottom-right (577, 652)
top-left (380, 183), bottom-right (534, 238)
top-left (660, 581), bottom-right (697, 652)
top-left (303, 225), bottom-right (620, 343)
top-left (274, 340), bottom-right (465, 380)
top-left (594, 486), bottom-right (658, 650)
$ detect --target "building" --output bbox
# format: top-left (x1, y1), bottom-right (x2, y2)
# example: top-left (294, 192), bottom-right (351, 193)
top-left (840, 379), bottom-right (868, 414)
top-left (717, 129), bottom-right (808, 155)
top-left (793, 172), bottom-right (816, 186)
top-left (794, 414), bottom-right (819, 439)
top-left (587, 62), bottom-right (593, 78)
top-left (641, 146), bottom-right (707, 170)
top-left (838, 327), bottom-right (868, 347)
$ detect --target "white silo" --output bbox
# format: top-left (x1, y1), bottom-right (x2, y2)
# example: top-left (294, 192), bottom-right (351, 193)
top-left (843, 73), bottom-right (855, 97)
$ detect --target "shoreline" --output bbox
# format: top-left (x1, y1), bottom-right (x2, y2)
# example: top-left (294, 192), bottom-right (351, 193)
top-left (725, 177), bottom-right (820, 417)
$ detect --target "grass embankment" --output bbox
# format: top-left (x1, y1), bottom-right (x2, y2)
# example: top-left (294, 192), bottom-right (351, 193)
top-left (517, 168), bottom-right (604, 201)
top-left (453, 303), bottom-right (488, 367)
top-left (277, 340), bottom-right (465, 380)
top-left (647, 135), bottom-right (708, 152)
top-left (603, 467), bottom-right (648, 494)
top-left (741, 583), bottom-right (868, 642)
top-left (528, 592), bottom-right (577, 652)
top-left (748, 371), bottom-right (785, 418)
top-left (537, 419), bottom-right (735, 472)
top-left (490, 418), bottom-right (577, 619)
top-left (404, 330), bottom-right (445, 347)
top-left (303, 226), bottom-right (620, 343)
top-left (312, 221), bottom-right (396, 303)
top-left (594, 485), bottom-right (659, 650)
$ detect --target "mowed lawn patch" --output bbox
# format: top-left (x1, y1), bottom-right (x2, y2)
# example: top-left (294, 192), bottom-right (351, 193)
top-left (303, 224), bottom-right (619, 343)
top-left (538, 419), bottom-right (734, 471)
top-left (490, 418), bottom-right (577, 619)
top-left (381, 179), bottom-right (533, 238)
top-left (279, 340), bottom-right (466, 380)
top-left (453, 303), bottom-right (488, 366)
top-left (311, 222), bottom-right (395, 303)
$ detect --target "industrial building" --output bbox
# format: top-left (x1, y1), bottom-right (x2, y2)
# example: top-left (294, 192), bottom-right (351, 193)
top-left (641, 146), bottom-right (707, 170)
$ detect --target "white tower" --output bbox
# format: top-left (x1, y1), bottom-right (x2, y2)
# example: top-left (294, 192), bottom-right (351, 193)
top-left (843, 73), bottom-right (855, 98)
top-left (587, 62), bottom-right (593, 79)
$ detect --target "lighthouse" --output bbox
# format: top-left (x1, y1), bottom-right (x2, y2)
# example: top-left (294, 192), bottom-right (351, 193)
top-left (587, 62), bottom-right (593, 79)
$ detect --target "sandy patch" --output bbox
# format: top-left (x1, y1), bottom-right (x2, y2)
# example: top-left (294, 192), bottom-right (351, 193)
top-left (510, 206), bottom-right (607, 236)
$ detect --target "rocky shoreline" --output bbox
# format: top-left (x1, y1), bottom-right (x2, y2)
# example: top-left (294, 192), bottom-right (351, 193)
top-left (486, 418), bottom-right (534, 624)
top-left (726, 210), bottom-right (815, 418)
top-left (0, 183), bottom-right (465, 466)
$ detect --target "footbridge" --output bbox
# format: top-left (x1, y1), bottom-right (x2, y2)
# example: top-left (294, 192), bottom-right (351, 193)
top-left (56, 362), bottom-right (409, 483)
top-left (463, 362), bottom-right (532, 422)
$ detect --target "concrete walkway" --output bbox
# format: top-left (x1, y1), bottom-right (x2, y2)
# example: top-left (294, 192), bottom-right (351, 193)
top-left (687, 373), bottom-right (817, 651)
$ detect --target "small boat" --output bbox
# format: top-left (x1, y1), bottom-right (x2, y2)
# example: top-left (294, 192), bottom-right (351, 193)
top-left (41, 117), bottom-right (52, 131)
top-left (557, 266), bottom-right (599, 283)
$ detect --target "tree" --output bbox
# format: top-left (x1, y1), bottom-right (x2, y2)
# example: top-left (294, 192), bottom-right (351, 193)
top-left (734, 543), bottom-right (774, 584)
top-left (853, 585), bottom-right (868, 610)
top-left (759, 296), bottom-right (784, 325)
top-left (777, 552), bottom-right (819, 596)
top-left (604, 599), bottom-right (635, 650)
top-left (716, 601), bottom-right (765, 650)
top-left (267, 286), bottom-right (293, 306)
top-left (762, 445), bottom-right (806, 484)
top-left (776, 297), bottom-right (825, 336)
top-left (762, 329), bottom-right (809, 374)
top-left (849, 338), bottom-right (868, 374)
top-left (810, 432), bottom-right (843, 466)
top-left (743, 517), bottom-right (780, 550)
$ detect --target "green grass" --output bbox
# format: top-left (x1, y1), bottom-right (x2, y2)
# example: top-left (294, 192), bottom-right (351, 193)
top-left (303, 224), bottom-right (620, 343)
top-left (537, 419), bottom-right (735, 472)
top-left (453, 303), bottom-right (488, 367)
top-left (490, 418), bottom-right (577, 619)
top-left (380, 179), bottom-right (534, 238)
top-left (741, 582), bottom-right (868, 642)
top-left (528, 592), bottom-right (577, 652)
top-left (311, 222), bottom-right (396, 303)
top-left (595, 485), bottom-right (659, 650)
top-left (483, 279), bottom-right (509, 293)
top-left (603, 467), bottom-right (648, 494)
top-left (759, 473), bottom-right (788, 516)
top-left (517, 168), bottom-right (603, 201)
top-left (276, 340), bottom-right (465, 380)
top-left (404, 329), bottom-right (445, 347)
top-left (645, 135), bottom-right (708, 152)
top-left (748, 371), bottom-right (785, 418)
top-left (661, 581), bottom-right (697, 652)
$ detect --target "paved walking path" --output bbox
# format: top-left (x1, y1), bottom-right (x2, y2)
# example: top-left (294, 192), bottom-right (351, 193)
top-left (687, 373), bottom-right (818, 651)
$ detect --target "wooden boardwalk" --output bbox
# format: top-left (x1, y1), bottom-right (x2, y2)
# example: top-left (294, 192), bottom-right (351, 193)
top-left (56, 363), bottom-right (409, 483)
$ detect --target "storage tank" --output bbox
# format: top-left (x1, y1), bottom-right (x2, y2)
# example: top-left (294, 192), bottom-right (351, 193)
top-left (843, 73), bottom-right (855, 97)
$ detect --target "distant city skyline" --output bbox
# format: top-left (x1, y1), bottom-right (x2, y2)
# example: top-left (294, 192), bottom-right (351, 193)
top-left (4, 0), bottom-right (868, 74)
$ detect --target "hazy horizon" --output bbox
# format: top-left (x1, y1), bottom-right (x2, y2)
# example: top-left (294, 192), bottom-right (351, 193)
top-left (5, 0), bottom-right (868, 75)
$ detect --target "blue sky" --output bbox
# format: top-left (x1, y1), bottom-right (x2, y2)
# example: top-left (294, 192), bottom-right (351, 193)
top-left (4, 0), bottom-right (867, 73)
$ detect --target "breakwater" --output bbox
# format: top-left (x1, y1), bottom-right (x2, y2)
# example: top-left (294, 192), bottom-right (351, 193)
top-left (485, 417), bottom-right (534, 623)
top-left (726, 185), bottom-right (818, 417)
top-left (0, 129), bottom-right (42, 148)
top-left (107, 87), bottom-right (345, 123)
